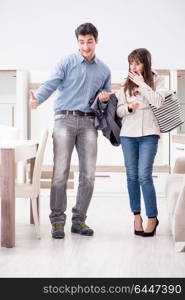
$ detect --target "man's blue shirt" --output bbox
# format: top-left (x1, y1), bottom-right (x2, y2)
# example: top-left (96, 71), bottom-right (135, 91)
top-left (36, 52), bottom-right (111, 112)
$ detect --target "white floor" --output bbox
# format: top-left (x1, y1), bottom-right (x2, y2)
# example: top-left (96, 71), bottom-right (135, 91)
top-left (0, 190), bottom-right (185, 278)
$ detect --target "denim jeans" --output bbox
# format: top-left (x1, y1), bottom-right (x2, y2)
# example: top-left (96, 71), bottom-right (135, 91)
top-left (49, 114), bottom-right (98, 225)
top-left (120, 135), bottom-right (159, 217)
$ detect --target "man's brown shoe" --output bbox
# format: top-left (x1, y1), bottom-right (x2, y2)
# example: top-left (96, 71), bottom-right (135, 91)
top-left (71, 222), bottom-right (94, 236)
top-left (52, 223), bottom-right (65, 239)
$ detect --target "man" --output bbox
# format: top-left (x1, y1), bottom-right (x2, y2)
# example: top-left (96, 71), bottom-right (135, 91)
top-left (30, 23), bottom-right (113, 239)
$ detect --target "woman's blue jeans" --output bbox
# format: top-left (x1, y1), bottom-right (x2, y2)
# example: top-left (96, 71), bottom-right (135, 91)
top-left (120, 135), bottom-right (159, 217)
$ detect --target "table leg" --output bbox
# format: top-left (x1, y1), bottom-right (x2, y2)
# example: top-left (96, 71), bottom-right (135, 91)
top-left (1, 149), bottom-right (15, 248)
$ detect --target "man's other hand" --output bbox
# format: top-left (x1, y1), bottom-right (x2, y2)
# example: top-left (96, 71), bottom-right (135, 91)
top-left (98, 91), bottom-right (115, 102)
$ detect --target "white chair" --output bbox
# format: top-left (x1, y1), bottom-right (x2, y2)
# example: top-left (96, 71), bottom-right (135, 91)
top-left (15, 129), bottom-right (49, 239)
top-left (165, 156), bottom-right (185, 252)
top-left (0, 124), bottom-right (20, 140)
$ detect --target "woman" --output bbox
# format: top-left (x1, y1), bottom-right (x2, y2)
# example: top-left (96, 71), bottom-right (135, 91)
top-left (117, 48), bottom-right (168, 237)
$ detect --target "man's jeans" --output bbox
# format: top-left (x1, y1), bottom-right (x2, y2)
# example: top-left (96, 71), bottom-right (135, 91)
top-left (120, 135), bottom-right (159, 217)
top-left (49, 115), bottom-right (98, 225)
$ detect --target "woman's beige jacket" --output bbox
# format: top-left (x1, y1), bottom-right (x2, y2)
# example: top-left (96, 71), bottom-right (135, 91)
top-left (116, 71), bottom-right (169, 137)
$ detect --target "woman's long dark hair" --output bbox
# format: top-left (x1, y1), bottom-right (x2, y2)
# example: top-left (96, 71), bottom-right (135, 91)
top-left (124, 48), bottom-right (154, 96)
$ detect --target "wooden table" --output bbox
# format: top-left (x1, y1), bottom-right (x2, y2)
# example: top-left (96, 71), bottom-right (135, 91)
top-left (0, 140), bottom-right (38, 248)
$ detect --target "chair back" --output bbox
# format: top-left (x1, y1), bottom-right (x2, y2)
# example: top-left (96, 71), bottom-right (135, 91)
top-left (32, 129), bottom-right (49, 197)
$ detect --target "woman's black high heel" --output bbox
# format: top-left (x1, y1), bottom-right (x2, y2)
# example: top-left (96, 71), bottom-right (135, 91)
top-left (142, 218), bottom-right (159, 237)
top-left (134, 218), bottom-right (144, 236)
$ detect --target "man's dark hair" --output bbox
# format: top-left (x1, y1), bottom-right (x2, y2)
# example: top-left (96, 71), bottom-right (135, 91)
top-left (75, 23), bottom-right (98, 41)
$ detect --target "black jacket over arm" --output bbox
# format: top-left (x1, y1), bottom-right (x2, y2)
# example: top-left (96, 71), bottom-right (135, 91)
top-left (89, 94), bottom-right (122, 146)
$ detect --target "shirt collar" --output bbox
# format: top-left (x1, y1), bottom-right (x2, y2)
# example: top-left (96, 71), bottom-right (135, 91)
top-left (77, 51), bottom-right (97, 64)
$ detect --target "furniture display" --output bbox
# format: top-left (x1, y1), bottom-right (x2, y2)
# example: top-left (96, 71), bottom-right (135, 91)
top-left (0, 139), bottom-right (38, 248)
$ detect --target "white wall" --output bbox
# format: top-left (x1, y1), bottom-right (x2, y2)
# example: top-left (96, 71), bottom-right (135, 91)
top-left (0, 0), bottom-right (185, 79)
top-left (1, 0), bottom-right (184, 166)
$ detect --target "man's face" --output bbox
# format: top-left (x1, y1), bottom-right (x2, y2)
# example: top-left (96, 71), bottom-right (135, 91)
top-left (77, 34), bottom-right (97, 61)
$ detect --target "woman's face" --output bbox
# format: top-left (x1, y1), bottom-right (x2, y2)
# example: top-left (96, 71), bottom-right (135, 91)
top-left (129, 59), bottom-right (144, 74)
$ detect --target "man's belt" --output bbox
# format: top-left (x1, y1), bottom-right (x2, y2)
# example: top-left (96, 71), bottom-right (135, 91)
top-left (55, 110), bottom-right (95, 116)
